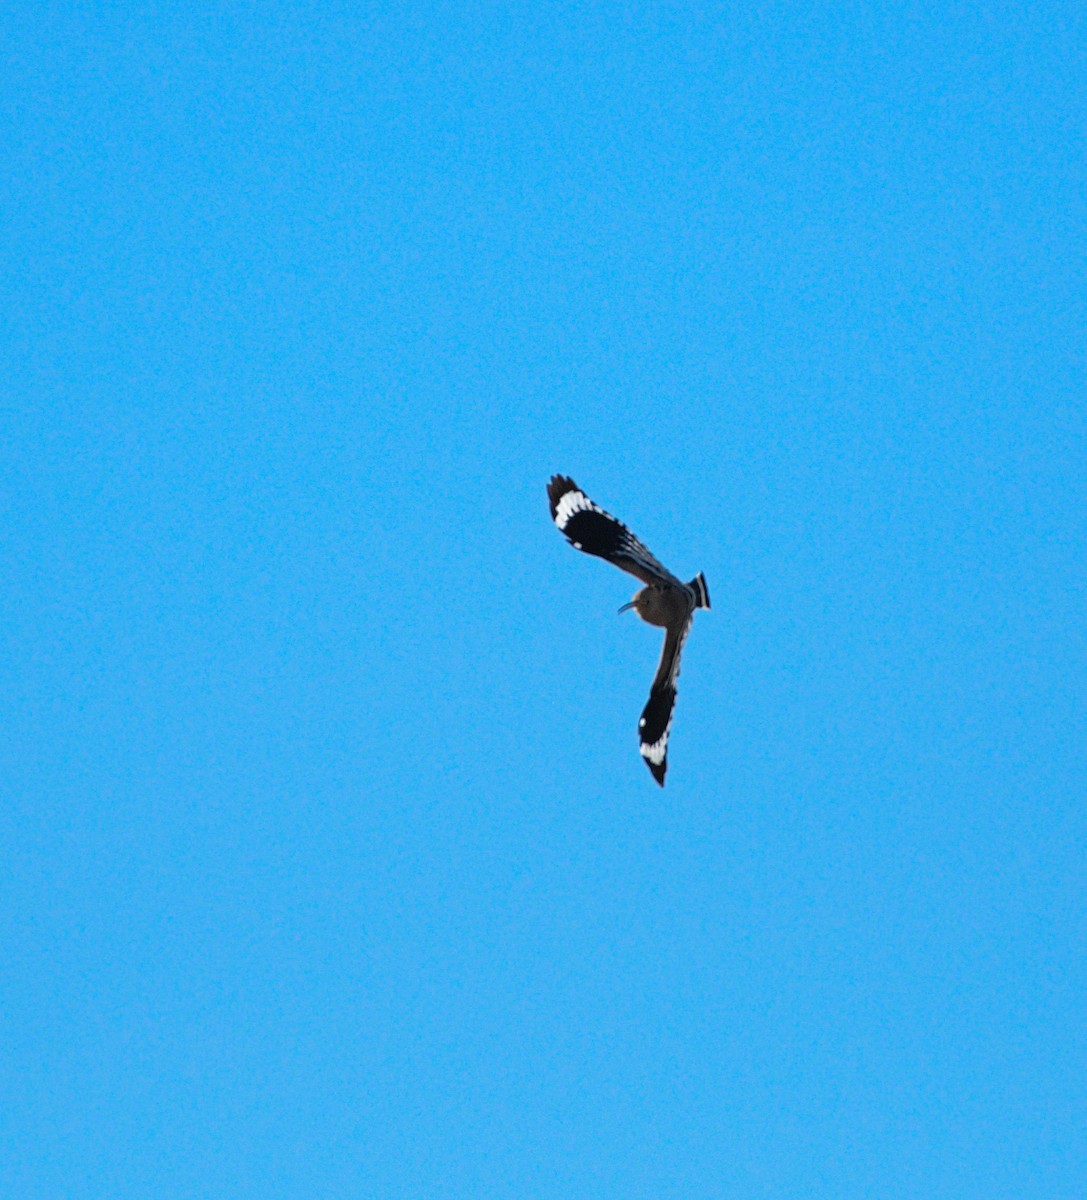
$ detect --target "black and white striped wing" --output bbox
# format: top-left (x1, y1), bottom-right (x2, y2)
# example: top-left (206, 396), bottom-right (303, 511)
top-left (547, 475), bottom-right (680, 588)
top-left (638, 616), bottom-right (692, 786)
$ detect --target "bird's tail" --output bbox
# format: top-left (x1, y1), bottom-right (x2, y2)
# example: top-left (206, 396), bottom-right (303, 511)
top-left (688, 572), bottom-right (710, 609)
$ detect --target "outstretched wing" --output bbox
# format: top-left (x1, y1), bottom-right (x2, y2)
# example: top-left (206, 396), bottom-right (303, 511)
top-left (638, 616), bottom-right (692, 786)
top-left (547, 475), bottom-right (680, 588)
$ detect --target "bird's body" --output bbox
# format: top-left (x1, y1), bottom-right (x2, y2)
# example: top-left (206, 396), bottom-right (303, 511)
top-left (546, 474), bottom-right (709, 785)
top-left (624, 583), bottom-right (692, 630)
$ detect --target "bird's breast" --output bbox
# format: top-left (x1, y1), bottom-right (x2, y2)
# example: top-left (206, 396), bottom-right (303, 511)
top-left (637, 586), bottom-right (689, 627)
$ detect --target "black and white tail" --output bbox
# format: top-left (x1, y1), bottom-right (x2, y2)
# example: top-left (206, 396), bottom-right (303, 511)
top-left (688, 572), bottom-right (711, 610)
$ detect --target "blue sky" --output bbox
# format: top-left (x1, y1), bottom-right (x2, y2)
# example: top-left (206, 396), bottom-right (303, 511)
top-left (2, 3), bottom-right (1085, 1196)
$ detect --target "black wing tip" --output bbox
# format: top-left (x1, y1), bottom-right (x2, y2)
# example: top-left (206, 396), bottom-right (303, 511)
top-left (639, 684), bottom-right (675, 788)
top-left (547, 474), bottom-right (579, 518)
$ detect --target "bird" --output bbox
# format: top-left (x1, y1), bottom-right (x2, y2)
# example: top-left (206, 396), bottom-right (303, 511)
top-left (547, 474), bottom-right (709, 786)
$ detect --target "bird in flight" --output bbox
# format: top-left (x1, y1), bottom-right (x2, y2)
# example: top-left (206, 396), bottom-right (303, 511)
top-left (547, 474), bottom-right (710, 786)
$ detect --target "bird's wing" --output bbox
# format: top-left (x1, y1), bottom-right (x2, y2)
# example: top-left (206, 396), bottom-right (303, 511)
top-left (637, 616), bottom-right (691, 786)
top-left (547, 475), bottom-right (681, 588)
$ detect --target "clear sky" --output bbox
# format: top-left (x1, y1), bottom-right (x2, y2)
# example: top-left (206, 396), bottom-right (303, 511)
top-left (3, 3), bottom-right (1085, 1197)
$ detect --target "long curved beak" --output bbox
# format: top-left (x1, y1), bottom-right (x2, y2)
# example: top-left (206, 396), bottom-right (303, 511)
top-left (618, 600), bottom-right (637, 614)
